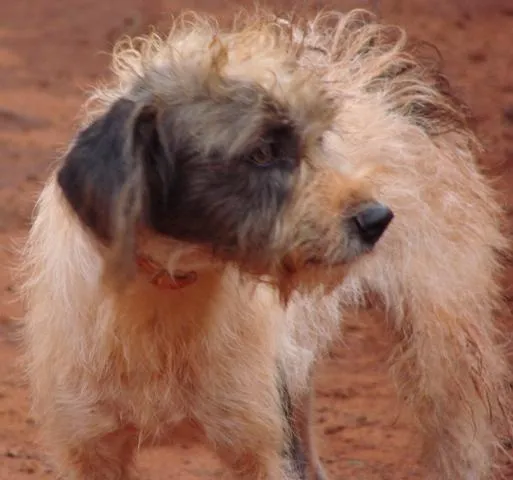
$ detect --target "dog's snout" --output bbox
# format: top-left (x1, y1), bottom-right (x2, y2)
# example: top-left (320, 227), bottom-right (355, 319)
top-left (352, 203), bottom-right (394, 245)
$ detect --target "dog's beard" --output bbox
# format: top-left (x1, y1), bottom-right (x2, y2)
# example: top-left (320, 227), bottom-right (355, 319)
top-left (223, 251), bottom-right (347, 306)
top-left (274, 259), bottom-right (347, 305)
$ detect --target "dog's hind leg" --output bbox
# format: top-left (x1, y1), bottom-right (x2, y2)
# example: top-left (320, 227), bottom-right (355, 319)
top-left (279, 367), bottom-right (308, 480)
top-left (280, 369), bottom-right (327, 480)
top-left (288, 375), bottom-right (327, 480)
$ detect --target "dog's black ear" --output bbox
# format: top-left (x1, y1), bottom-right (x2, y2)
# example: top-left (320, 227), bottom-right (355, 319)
top-left (57, 97), bottom-right (165, 243)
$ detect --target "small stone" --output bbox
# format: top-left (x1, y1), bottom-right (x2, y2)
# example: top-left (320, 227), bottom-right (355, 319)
top-left (503, 106), bottom-right (513, 124)
top-left (500, 7), bottom-right (513, 16)
top-left (324, 425), bottom-right (345, 435)
top-left (468, 51), bottom-right (486, 63)
top-left (5, 448), bottom-right (19, 458)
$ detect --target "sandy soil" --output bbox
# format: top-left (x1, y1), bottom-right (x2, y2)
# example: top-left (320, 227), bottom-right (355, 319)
top-left (1, 0), bottom-right (513, 478)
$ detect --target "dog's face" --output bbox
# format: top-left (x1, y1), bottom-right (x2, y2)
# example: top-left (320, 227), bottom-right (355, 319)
top-left (56, 38), bottom-right (393, 288)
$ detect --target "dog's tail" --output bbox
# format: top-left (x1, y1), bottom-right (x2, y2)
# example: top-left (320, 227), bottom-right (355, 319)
top-left (344, 145), bottom-right (512, 479)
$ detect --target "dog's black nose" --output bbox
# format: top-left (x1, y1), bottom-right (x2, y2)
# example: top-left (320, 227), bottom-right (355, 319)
top-left (352, 203), bottom-right (394, 245)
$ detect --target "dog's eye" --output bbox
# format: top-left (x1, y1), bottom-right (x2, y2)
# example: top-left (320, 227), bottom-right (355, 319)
top-left (247, 141), bottom-right (275, 168)
top-left (244, 124), bottom-right (299, 169)
top-left (249, 155), bottom-right (274, 168)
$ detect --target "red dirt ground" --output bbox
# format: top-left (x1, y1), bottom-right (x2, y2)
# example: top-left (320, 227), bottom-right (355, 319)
top-left (1, 0), bottom-right (513, 478)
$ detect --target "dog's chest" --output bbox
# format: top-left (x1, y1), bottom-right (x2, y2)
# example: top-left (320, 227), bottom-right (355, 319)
top-left (107, 328), bottom-right (211, 426)
top-left (104, 282), bottom-right (283, 432)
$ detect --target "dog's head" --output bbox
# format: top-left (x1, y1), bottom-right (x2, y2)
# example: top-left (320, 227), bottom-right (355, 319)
top-left (56, 17), bottom-right (393, 293)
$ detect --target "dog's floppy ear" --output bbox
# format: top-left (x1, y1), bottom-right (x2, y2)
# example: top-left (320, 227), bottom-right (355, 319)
top-left (57, 97), bottom-right (160, 242)
top-left (57, 97), bottom-right (171, 286)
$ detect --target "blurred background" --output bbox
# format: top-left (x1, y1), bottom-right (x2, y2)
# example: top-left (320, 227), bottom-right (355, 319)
top-left (0, 0), bottom-right (512, 478)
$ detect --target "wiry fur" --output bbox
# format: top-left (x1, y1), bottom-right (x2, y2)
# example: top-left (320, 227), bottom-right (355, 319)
top-left (18, 8), bottom-right (511, 480)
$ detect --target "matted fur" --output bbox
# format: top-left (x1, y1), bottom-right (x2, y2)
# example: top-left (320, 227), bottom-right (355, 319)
top-left (18, 7), bottom-right (511, 480)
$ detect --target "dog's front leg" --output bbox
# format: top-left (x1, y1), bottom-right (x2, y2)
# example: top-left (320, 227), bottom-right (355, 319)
top-left (201, 405), bottom-right (288, 478)
top-left (196, 366), bottom-right (308, 479)
top-left (199, 368), bottom-right (323, 479)
top-left (38, 407), bottom-right (138, 480)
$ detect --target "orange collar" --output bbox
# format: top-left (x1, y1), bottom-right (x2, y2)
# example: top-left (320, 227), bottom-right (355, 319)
top-left (135, 252), bottom-right (197, 290)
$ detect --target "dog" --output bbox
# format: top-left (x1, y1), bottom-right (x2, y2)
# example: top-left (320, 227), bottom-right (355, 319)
top-left (18, 7), bottom-right (512, 480)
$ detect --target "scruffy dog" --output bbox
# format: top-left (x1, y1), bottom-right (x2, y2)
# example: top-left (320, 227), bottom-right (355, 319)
top-left (19, 7), bottom-right (511, 480)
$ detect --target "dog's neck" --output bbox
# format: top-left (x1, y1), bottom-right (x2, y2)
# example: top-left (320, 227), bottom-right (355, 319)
top-left (135, 251), bottom-right (198, 290)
